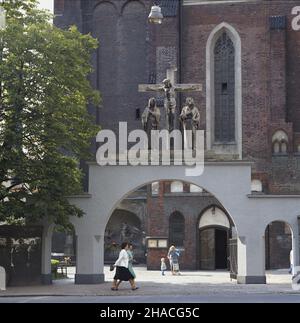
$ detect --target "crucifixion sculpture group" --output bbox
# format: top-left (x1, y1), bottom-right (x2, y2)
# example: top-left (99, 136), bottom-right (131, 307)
top-left (139, 68), bottom-right (202, 149)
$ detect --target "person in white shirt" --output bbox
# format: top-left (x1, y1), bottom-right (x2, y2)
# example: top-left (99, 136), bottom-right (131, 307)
top-left (111, 242), bottom-right (139, 291)
top-left (289, 249), bottom-right (294, 275)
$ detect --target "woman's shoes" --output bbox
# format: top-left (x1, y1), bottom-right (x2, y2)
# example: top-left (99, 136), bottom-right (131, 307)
top-left (112, 287), bottom-right (139, 291)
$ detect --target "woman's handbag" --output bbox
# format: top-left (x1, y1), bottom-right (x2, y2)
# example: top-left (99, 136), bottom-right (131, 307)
top-left (110, 265), bottom-right (115, 271)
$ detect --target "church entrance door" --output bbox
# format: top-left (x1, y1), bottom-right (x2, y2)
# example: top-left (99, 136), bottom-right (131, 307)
top-left (215, 229), bottom-right (228, 269)
top-left (199, 227), bottom-right (228, 270)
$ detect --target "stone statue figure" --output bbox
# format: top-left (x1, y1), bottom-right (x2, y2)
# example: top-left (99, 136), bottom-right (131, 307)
top-left (180, 97), bottom-right (200, 150)
top-left (142, 98), bottom-right (160, 149)
top-left (162, 78), bottom-right (176, 133)
top-left (139, 79), bottom-right (176, 133)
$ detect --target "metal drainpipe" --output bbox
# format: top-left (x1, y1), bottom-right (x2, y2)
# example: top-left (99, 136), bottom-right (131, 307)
top-left (179, 0), bottom-right (183, 120)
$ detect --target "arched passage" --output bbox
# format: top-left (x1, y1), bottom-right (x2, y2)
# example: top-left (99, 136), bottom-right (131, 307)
top-left (100, 180), bottom-right (238, 275)
top-left (265, 221), bottom-right (293, 270)
top-left (197, 206), bottom-right (233, 271)
top-left (51, 225), bottom-right (76, 281)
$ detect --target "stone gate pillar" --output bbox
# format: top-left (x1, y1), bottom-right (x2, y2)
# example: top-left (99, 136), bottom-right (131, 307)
top-left (41, 224), bottom-right (54, 285)
top-left (292, 218), bottom-right (300, 275)
top-left (75, 234), bottom-right (104, 284)
top-left (237, 233), bottom-right (266, 284)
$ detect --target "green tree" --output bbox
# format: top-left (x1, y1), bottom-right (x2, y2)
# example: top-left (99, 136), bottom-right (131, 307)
top-left (0, 0), bottom-right (100, 227)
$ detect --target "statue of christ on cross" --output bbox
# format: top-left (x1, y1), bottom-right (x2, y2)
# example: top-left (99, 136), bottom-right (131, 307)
top-left (139, 67), bottom-right (202, 133)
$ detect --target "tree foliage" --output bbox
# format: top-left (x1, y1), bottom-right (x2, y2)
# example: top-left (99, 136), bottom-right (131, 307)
top-left (0, 0), bottom-right (100, 227)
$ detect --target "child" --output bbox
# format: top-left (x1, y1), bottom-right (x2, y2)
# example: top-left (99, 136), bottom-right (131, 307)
top-left (161, 257), bottom-right (167, 276)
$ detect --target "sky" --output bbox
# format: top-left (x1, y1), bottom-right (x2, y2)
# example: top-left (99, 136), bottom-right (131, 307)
top-left (38, 0), bottom-right (54, 13)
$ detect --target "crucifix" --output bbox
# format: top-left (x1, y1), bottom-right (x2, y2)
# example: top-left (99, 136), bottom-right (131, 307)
top-left (138, 67), bottom-right (202, 133)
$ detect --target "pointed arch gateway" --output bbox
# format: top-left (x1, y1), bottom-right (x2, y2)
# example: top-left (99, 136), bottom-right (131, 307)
top-left (56, 162), bottom-right (300, 285)
top-left (265, 221), bottom-right (293, 271)
top-left (198, 206), bottom-right (234, 270)
top-left (206, 22), bottom-right (242, 158)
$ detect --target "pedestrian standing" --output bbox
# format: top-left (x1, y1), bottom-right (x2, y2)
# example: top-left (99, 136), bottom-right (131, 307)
top-left (168, 245), bottom-right (181, 275)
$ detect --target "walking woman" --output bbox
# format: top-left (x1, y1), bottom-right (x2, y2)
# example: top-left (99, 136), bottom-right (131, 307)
top-left (111, 242), bottom-right (139, 291)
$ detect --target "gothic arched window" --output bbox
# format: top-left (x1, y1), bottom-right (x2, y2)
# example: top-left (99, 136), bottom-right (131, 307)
top-left (214, 32), bottom-right (235, 143)
top-left (272, 130), bottom-right (289, 155)
top-left (169, 212), bottom-right (185, 247)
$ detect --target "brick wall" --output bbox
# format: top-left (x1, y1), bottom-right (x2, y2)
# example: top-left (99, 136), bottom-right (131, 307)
top-left (53, 0), bottom-right (300, 192)
top-left (147, 189), bottom-right (222, 270)
top-left (182, 1), bottom-right (300, 193)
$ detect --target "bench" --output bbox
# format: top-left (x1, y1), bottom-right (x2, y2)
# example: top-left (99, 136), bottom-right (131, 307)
top-left (57, 262), bottom-right (68, 277)
top-left (51, 256), bottom-right (71, 278)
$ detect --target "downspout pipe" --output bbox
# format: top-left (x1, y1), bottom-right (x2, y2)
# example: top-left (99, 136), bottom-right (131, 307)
top-left (179, 0), bottom-right (183, 117)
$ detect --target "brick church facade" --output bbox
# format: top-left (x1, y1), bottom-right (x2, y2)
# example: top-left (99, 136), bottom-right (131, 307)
top-left (54, 0), bottom-right (300, 271)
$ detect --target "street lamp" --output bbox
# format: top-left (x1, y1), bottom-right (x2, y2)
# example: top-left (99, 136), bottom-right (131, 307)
top-left (0, 7), bottom-right (6, 30)
top-left (148, 5), bottom-right (163, 24)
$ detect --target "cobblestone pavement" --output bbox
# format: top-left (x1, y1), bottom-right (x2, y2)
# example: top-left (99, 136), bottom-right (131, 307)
top-left (0, 266), bottom-right (298, 298)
